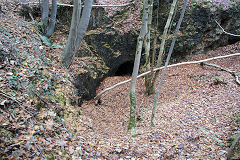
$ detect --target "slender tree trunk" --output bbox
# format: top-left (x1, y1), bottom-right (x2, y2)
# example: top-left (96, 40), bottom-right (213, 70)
top-left (144, 0), bottom-right (154, 95)
top-left (41, 0), bottom-right (49, 33)
top-left (152, 0), bottom-right (178, 90)
top-left (151, 0), bottom-right (189, 126)
top-left (168, 0), bottom-right (178, 35)
top-left (46, 0), bottom-right (57, 37)
top-left (63, 0), bottom-right (93, 68)
top-left (146, 30), bottom-right (158, 94)
top-left (62, 0), bottom-right (81, 67)
top-left (128, 0), bottom-right (149, 131)
top-left (74, 0), bottom-right (93, 49)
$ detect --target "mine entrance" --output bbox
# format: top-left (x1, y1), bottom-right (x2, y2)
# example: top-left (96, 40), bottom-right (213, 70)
top-left (114, 61), bottom-right (134, 76)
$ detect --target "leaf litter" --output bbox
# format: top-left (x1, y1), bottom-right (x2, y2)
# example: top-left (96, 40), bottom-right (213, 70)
top-left (0, 0), bottom-right (240, 159)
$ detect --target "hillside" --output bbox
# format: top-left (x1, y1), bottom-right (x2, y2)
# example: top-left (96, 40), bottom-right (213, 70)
top-left (0, 0), bottom-right (240, 159)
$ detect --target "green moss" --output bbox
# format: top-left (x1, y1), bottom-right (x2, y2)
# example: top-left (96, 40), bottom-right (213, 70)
top-left (46, 153), bottom-right (54, 160)
top-left (55, 91), bottom-right (66, 106)
top-left (128, 92), bottom-right (137, 130)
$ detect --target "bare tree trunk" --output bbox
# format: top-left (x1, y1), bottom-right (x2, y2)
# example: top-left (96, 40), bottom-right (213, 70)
top-left (62, 0), bottom-right (82, 67)
top-left (152, 0), bottom-right (178, 91)
top-left (144, 0), bottom-right (154, 95)
top-left (74, 0), bottom-right (93, 50)
top-left (128, 0), bottom-right (149, 131)
top-left (150, 30), bottom-right (158, 82)
top-left (41, 0), bottom-right (49, 33)
top-left (151, 0), bottom-right (189, 126)
top-left (46, 0), bottom-right (57, 37)
top-left (63, 0), bottom-right (93, 68)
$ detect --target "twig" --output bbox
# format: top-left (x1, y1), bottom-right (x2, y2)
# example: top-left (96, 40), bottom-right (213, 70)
top-left (10, 141), bottom-right (24, 147)
top-left (0, 90), bottom-right (21, 105)
top-left (202, 62), bottom-right (240, 85)
top-left (29, 12), bottom-right (35, 22)
top-left (215, 20), bottom-right (240, 37)
top-left (95, 53), bottom-right (240, 101)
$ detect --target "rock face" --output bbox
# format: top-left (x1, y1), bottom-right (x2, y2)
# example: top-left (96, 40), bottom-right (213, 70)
top-left (74, 29), bottom-right (137, 102)
top-left (73, 1), bottom-right (240, 104)
top-left (84, 30), bottom-right (137, 75)
top-left (169, 3), bottom-right (240, 59)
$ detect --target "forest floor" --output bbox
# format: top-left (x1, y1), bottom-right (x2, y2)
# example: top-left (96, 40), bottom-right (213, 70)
top-left (0, 0), bottom-right (240, 159)
top-left (81, 43), bottom-right (240, 159)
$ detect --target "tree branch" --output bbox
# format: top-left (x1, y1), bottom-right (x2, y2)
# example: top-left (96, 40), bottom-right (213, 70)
top-left (202, 62), bottom-right (240, 85)
top-left (215, 20), bottom-right (240, 37)
top-left (20, 2), bottom-right (132, 8)
top-left (95, 53), bottom-right (240, 101)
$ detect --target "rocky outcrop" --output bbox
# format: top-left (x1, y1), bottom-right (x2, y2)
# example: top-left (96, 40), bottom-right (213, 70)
top-left (83, 30), bottom-right (137, 74)
top-left (72, 1), bottom-right (240, 103)
top-left (168, 3), bottom-right (240, 59)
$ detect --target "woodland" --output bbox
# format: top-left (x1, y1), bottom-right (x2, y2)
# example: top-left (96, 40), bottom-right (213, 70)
top-left (0, 0), bottom-right (240, 159)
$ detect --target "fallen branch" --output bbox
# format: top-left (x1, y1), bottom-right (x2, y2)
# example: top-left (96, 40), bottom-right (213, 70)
top-left (20, 2), bottom-right (131, 8)
top-left (95, 53), bottom-right (240, 101)
top-left (215, 20), bottom-right (240, 37)
top-left (202, 62), bottom-right (240, 85)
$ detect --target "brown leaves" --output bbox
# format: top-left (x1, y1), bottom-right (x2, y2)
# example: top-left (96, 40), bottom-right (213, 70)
top-left (80, 41), bottom-right (240, 158)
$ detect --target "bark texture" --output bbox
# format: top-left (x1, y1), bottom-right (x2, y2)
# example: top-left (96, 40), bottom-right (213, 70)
top-left (144, 0), bottom-right (154, 95)
top-left (41, 0), bottom-right (49, 33)
top-left (128, 0), bottom-right (149, 130)
top-left (46, 0), bottom-right (57, 37)
top-left (63, 0), bottom-right (93, 68)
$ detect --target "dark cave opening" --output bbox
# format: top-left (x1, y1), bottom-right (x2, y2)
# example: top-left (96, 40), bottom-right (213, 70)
top-left (114, 61), bottom-right (134, 76)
